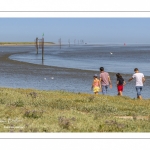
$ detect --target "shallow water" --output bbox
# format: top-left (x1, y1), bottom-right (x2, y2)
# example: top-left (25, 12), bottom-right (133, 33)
top-left (10, 44), bottom-right (150, 75)
top-left (0, 45), bottom-right (150, 99)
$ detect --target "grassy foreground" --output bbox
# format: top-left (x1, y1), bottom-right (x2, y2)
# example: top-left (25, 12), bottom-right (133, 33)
top-left (0, 87), bottom-right (150, 132)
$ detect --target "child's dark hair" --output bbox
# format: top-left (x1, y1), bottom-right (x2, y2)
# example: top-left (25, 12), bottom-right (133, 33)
top-left (116, 73), bottom-right (122, 78)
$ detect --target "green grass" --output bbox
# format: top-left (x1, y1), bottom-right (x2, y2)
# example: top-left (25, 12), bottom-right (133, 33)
top-left (0, 87), bottom-right (150, 132)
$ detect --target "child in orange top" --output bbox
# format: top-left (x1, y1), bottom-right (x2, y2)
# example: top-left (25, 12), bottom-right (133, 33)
top-left (91, 74), bottom-right (101, 95)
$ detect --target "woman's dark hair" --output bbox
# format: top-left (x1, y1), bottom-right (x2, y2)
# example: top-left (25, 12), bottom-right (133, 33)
top-left (116, 73), bottom-right (122, 78)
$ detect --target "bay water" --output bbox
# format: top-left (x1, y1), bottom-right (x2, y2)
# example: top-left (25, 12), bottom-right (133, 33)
top-left (1, 44), bottom-right (150, 98)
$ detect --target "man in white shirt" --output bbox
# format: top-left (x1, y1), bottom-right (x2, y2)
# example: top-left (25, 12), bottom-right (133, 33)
top-left (128, 68), bottom-right (145, 100)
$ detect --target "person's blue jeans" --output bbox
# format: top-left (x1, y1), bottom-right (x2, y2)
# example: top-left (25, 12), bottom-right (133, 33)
top-left (136, 86), bottom-right (142, 96)
top-left (102, 85), bottom-right (108, 95)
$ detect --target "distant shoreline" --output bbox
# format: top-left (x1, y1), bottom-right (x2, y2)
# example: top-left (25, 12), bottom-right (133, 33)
top-left (0, 42), bottom-right (55, 46)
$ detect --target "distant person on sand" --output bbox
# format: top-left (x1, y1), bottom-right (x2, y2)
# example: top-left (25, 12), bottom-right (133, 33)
top-left (116, 73), bottom-right (126, 96)
top-left (99, 67), bottom-right (112, 95)
top-left (128, 68), bottom-right (145, 100)
top-left (91, 74), bottom-right (101, 95)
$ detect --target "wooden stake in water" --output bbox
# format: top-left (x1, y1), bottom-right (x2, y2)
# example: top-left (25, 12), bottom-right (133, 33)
top-left (74, 39), bottom-right (76, 45)
top-left (68, 39), bottom-right (70, 47)
top-left (59, 38), bottom-right (61, 49)
top-left (36, 37), bottom-right (38, 54)
top-left (42, 38), bottom-right (44, 60)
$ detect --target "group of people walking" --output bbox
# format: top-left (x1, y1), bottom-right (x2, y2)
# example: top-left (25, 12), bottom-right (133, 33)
top-left (91, 67), bottom-right (145, 100)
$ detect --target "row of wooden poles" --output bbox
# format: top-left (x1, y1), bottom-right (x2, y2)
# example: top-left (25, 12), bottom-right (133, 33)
top-left (35, 37), bottom-right (84, 60)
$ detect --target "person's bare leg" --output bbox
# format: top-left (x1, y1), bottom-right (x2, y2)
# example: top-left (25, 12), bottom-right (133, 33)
top-left (139, 95), bottom-right (142, 100)
top-left (95, 92), bottom-right (98, 95)
top-left (117, 91), bottom-right (122, 96)
top-left (120, 91), bottom-right (123, 96)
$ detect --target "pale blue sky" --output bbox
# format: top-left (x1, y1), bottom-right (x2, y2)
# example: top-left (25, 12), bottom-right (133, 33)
top-left (1, 18), bottom-right (150, 44)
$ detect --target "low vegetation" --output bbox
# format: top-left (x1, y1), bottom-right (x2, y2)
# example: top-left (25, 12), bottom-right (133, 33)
top-left (0, 87), bottom-right (150, 132)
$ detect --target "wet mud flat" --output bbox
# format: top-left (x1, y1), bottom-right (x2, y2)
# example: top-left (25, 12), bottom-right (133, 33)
top-left (0, 47), bottom-right (150, 99)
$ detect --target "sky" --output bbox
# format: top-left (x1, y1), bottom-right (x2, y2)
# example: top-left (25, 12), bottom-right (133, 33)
top-left (1, 18), bottom-right (150, 44)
